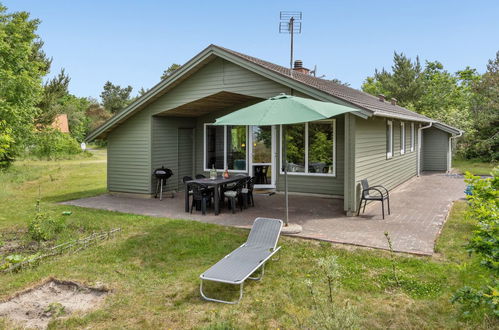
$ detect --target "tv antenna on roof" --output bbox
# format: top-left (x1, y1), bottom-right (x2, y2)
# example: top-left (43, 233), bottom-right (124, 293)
top-left (279, 11), bottom-right (302, 71)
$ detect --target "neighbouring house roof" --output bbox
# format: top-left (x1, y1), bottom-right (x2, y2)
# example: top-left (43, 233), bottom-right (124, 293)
top-left (86, 44), bottom-right (462, 141)
top-left (51, 114), bottom-right (69, 133)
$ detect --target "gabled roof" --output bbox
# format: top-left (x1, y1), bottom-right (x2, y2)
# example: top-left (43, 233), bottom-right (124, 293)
top-left (86, 44), bottom-right (462, 141)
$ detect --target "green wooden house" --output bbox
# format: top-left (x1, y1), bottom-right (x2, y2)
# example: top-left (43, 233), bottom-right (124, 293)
top-left (86, 45), bottom-right (462, 215)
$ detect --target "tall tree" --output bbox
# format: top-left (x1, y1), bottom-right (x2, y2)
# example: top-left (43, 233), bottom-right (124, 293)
top-left (37, 68), bottom-right (71, 125)
top-left (100, 81), bottom-right (133, 113)
top-left (161, 63), bottom-right (181, 80)
top-left (362, 52), bottom-right (423, 107)
top-left (466, 52), bottom-right (499, 160)
top-left (0, 4), bottom-right (49, 155)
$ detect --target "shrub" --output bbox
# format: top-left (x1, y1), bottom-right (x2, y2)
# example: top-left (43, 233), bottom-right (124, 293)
top-left (29, 128), bottom-right (82, 159)
top-left (301, 256), bottom-right (360, 329)
top-left (452, 169), bottom-right (499, 317)
top-left (28, 200), bottom-right (66, 241)
top-left (0, 120), bottom-right (15, 169)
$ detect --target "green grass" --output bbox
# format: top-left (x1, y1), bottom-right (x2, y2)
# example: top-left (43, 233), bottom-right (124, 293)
top-left (0, 153), bottom-right (497, 329)
top-left (453, 158), bottom-right (497, 176)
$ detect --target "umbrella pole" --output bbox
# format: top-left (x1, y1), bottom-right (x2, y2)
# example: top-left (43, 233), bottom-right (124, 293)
top-left (283, 125), bottom-right (289, 226)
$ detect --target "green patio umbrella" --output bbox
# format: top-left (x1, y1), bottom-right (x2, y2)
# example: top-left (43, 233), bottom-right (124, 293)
top-left (214, 94), bottom-right (358, 226)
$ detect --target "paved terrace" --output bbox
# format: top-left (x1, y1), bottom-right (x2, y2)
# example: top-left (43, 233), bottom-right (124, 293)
top-left (61, 173), bottom-right (465, 255)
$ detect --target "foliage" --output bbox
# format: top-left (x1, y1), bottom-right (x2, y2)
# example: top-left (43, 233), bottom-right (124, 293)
top-left (461, 52), bottom-right (499, 161)
top-left (28, 199), bottom-right (65, 242)
top-left (0, 120), bottom-right (15, 169)
top-left (302, 256), bottom-right (359, 329)
top-left (29, 128), bottom-right (82, 159)
top-left (36, 69), bottom-right (71, 125)
top-left (464, 170), bottom-right (499, 271)
top-left (0, 4), bottom-right (49, 152)
top-left (161, 63), bottom-right (181, 80)
top-left (452, 281), bottom-right (499, 317)
top-left (452, 170), bottom-right (499, 316)
top-left (100, 81), bottom-right (133, 113)
top-left (86, 100), bottom-right (112, 132)
top-left (362, 50), bottom-right (499, 162)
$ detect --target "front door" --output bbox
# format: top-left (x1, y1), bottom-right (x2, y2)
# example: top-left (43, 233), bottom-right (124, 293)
top-left (248, 125), bottom-right (276, 188)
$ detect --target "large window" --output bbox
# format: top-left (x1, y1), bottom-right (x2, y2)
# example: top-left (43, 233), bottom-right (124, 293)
top-left (410, 123), bottom-right (415, 152)
top-left (280, 120), bottom-right (336, 176)
top-left (400, 122), bottom-right (406, 155)
top-left (204, 124), bottom-right (247, 171)
top-left (386, 120), bottom-right (393, 159)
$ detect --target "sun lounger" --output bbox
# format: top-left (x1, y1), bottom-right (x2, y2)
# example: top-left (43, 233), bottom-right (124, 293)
top-left (199, 217), bottom-right (283, 304)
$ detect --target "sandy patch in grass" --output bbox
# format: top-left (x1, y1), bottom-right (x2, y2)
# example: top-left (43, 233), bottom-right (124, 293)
top-left (0, 278), bottom-right (108, 329)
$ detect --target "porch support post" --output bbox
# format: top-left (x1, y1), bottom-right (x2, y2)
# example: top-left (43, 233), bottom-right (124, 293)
top-left (343, 113), bottom-right (357, 216)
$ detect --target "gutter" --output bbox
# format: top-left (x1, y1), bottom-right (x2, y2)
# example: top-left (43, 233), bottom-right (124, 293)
top-left (417, 122), bottom-right (432, 176)
top-left (448, 131), bottom-right (463, 172)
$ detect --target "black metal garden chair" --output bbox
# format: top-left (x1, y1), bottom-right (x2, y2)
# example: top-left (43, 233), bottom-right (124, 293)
top-left (357, 179), bottom-right (391, 219)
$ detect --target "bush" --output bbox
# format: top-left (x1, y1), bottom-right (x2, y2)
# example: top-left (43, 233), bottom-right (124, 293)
top-left (452, 169), bottom-right (499, 317)
top-left (28, 200), bottom-right (66, 241)
top-left (0, 120), bottom-right (15, 169)
top-left (28, 211), bottom-right (65, 242)
top-left (30, 129), bottom-right (82, 159)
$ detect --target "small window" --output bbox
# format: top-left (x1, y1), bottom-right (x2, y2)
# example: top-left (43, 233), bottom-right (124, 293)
top-left (400, 122), bottom-right (406, 155)
top-left (386, 120), bottom-right (393, 159)
top-left (410, 123), bottom-right (415, 152)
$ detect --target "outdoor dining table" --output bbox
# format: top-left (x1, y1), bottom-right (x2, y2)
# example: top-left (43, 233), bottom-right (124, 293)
top-left (185, 175), bottom-right (250, 215)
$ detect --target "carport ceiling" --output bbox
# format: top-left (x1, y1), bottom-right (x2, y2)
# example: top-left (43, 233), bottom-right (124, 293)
top-left (156, 91), bottom-right (262, 117)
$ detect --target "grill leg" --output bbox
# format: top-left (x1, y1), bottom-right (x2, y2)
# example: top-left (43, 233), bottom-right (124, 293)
top-left (155, 180), bottom-right (160, 198)
top-left (381, 199), bottom-right (385, 219)
top-left (387, 195), bottom-right (391, 215)
top-left (159, 179), bottom-right (164, 201)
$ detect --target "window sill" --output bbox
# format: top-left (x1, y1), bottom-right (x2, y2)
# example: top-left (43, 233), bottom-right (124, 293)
top-left (203, 169), bottom-right (247, 173)
top-left (279, 172), bottom-right (336, 178)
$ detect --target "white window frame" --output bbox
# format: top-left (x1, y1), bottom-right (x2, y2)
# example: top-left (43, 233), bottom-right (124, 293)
top-left (203, 123), bottom-right (248, 173)
top-left (386, 120), bottom-right (393, 159)
top-left (410, 123), bottom-right (415, 152)
top-left (400, 122), bottom-right (406, 155)
top-left (279, 119), bottom-right (336, 177)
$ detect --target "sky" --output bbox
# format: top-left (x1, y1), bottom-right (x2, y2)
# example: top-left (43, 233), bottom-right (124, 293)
top-left (3, 0), bottom-right (499, 100)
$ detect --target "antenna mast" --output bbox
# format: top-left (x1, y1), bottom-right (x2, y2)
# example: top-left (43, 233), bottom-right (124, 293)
top-left (279, 11), bottom-right (302, 70)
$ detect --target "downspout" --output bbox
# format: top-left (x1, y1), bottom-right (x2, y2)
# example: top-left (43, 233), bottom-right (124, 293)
top-left (448, 131), bottom-right (463, 172)
top-left (417, 122), bottom-right (432, 176)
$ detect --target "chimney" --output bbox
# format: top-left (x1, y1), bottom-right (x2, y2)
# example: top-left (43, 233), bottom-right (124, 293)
top-left (390, 98), bottom-right (397, 106)
top-left (378, 94), bottom-right (386, 102)
top-left (293, 60), bottom-right (310, 75)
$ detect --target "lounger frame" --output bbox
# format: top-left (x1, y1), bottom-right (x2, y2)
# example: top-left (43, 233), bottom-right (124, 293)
top-left (199, 218), bottom-right (283, 304)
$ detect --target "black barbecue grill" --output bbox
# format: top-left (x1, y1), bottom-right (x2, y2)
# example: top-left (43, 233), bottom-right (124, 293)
top-left (153, 166), bottom-right (173, 200)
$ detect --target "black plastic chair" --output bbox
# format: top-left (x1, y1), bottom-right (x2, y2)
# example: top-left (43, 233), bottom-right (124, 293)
top-left (223, 179), bottom-right (245, 214)
top-left (183, 176), bottom-right (193, 204)
top-left (357, 179), bottom-right (391, 219)
top-left (190, 183), bottom-right (213, 215)
top-left (241, 177), bottom-right (255, 208)
top-left (195, 174), bottom-right (206, 179)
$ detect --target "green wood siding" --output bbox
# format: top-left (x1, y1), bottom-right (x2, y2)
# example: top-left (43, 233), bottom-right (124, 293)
top-left (107, 111), bottom-right (151, 194)
top-left (108, 58), bottom-right (289, 194)
top-left (151, 117), bottom-right (195, 193)
top-left (422, 127), bottom-right (449, 171)
top-left (354, 117), bottom-right (419, 207)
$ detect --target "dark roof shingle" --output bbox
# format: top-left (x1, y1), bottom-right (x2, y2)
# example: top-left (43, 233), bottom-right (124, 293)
top-left (215, 45), bottom-right (434, 123)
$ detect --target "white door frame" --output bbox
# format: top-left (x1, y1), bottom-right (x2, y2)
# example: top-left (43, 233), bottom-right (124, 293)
top-left (248, 125), bottom-right (276, 188)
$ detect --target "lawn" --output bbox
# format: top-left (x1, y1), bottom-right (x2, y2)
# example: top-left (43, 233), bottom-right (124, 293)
top-left (453, 158), bottom-right (497, 176)
top-left (0, 153), bottom-right (497, 329)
